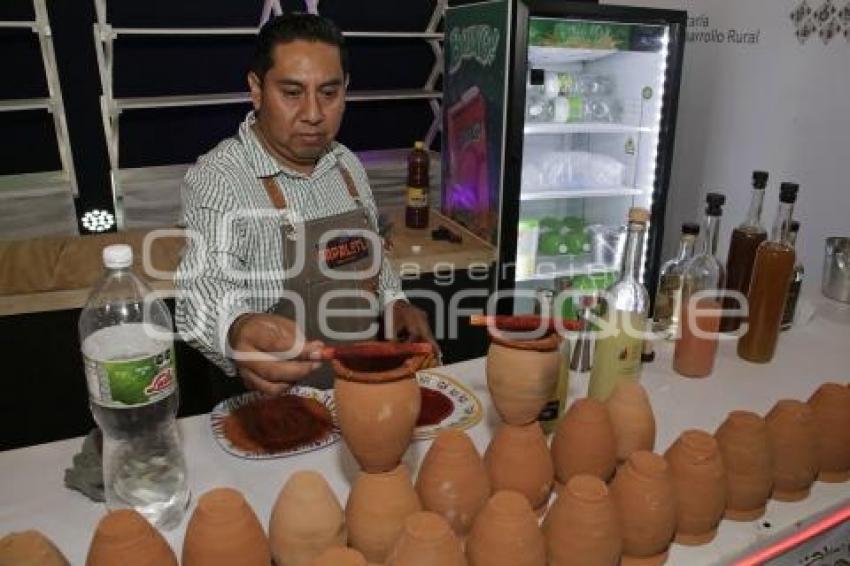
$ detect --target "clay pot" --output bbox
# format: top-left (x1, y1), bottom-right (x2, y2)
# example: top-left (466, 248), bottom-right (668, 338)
top-left (346, 463), bottom-right (422, 563)
top-left (333, 350), bottom-right (424, 473)
top-left (466, 491), bottom-right (546, 566)
top-left (87, 509), bottom-right (177, 566)
top-left (551, 398), bottom-right (617, 487)
top-left (606, 381), bottom-right (656, 462)
top-left (0, 530), bottom-right (69, 566)
top-left (610, 451), bottom-right (677, 565)
top-left (486, 331), bottom-right (560, 425)
top-left (182, 487), bottom-right (270, 566)
top-left (312, 546), bottom-right (367, 566)
top-left (807, 383), bottom-right (850, 482)
top-left (386, 511), bottom-right (467, 566)
top-left (543, 475), bottom-right (622, 566)
top-left (664, 430), bottom-right (726, 545)
top-left (269, 470), bottom-right (346, 566)
top-left (484, 422), bottom-right (554, 514)
top-left (765, 400), bottom-right (819, 502)
top-left (415, 429), bottom-right (491, 535)
top-left (714, 411), bottom-right (773, 521)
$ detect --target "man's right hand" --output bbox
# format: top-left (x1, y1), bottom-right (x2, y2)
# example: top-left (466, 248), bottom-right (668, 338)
top-left (227, 313), bottom-right (325, 395)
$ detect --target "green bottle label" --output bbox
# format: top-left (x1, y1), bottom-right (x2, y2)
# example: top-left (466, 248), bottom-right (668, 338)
top-left (84, 347), bottom-right (176, 407)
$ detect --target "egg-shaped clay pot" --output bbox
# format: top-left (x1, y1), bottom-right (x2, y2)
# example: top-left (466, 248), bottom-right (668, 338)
top-left (182, 487), bottom-right (270, 566)
top-left (269, 470), bottom-right (346, 566)
top-left (714, 410), bottom-right (773, 521)
top-left (87, 509), bottom-right (177, 566)
top-left (664, 430), bottom-right (726, 546)
top-left (606, 381), bottom-right (656, 463)
top-left (346, 463), bottom-right (422, 564)
top-left (765, 400), bottom-right (819, 502)
top-left (333, 350), bottom-right (424, 473)
top-left (0, 530), bottom-right (69, 566)
top-left (610, 451), bottom-right (677, 565)
top-left (484, 422), bottom-right (554, 515)
top-left (486, 331), bottom-right (561, 425)
top-left (466, 491), bottom-right (546, 566)
top-left (312, 546), bottom-right (367, 566)
top-left (386, 511), bottom-right (467, 566)
top-left (543, 474), bottom-right (621, 566)
top-left (807, 382), bottom-right (850, 482)
top-left (551, 398), bottom-right (617, 488)
top-left (415, 429), bottom-right (491, 536)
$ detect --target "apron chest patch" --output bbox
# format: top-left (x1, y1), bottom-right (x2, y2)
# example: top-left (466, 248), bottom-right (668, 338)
top-left (320, 235), bottom-right (371, 269)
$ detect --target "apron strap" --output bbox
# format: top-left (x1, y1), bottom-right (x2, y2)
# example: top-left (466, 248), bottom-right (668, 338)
top-left (261, 176), bottom-right (287, 210)
top-left (337, 165), bottom-right (361, 202)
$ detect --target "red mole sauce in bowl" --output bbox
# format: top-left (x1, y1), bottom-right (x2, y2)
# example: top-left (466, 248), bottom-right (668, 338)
top-left (417, 387), bottom-right (454, 427)
top-left (223, 395), bottom-right (334, 454)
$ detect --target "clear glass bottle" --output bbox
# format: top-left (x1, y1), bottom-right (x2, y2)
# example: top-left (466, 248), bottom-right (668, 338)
top-left (673, 193), bottom-right (726, 377)
top-left (588, 208), bottom-right (650, 401)
top-left (653, 222), bottom-right (700, 340)
top-left (738, 182), bottom-right (800, 362)
top-left (781, 221), bottom-right (803, 330)
top-left (534, 289), bottom-right (569, 434)
top-left (720, 171), bottom-right (769, 332)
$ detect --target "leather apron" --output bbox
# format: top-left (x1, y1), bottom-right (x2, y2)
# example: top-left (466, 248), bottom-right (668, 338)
top-left (261, 164), bottom-right (380, 389)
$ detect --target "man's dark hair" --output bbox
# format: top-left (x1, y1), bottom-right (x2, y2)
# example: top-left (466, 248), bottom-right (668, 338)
top-left (251, 13), bottom-right (348, 79)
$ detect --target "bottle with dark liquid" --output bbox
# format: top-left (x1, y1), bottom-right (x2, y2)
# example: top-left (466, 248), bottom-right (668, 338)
top-left (405, 141), bottom-right (430, 229)
top-left (720, 171), bottom-right (769, 332)
top-left (738, 182), bottom-right (799, 363)
top-left (781, 221), bottom-right (803, 330)
top-left (673, 193), bottom-right (725, 377)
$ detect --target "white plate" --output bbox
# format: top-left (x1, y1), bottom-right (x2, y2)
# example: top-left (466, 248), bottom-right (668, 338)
top-left (210, 386), bottom-right (341, 460)
top-left (414, 370), bottom-right (483, 440)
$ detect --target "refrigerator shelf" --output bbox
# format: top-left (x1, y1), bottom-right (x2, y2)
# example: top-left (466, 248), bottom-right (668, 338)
top-left (516, 253), bottom-right (618, 282)
top-left (520, 186), bottom-right (643, 200)
top-left (524, 122), bottom-right (653, 135)
top-left (528, 46), bottom-right (617, 66)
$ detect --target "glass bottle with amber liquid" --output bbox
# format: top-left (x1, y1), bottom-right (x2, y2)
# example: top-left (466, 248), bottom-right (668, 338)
top-left (405, 141), bottom-right (430, 229)
top-left (588, 208), bottom-right (650, 402)
top-left (738, 182), bottom-right (799, 363)
top-left (720, 171), bottom-right (768, 332)
top-left (781, 221), bottom-right (803, 330)
top-left (673, 193), bottom-right (726, 377)
top-left (653, 222), bottom-right (700, 340)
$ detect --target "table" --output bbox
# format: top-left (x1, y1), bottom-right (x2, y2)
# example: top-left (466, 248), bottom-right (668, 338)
top-left (2, 295), bottom-right (849, 564)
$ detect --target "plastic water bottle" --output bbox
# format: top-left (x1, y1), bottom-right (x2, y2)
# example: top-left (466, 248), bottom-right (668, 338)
top-left (79, 244), bottom-right (189, 529)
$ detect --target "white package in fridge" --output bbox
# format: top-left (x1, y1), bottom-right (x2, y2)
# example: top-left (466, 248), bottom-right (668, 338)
top-left (522, 150), bottom-right (626, 190)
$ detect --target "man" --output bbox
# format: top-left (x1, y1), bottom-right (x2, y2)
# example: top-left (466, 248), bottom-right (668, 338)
top-left (175, 13), bottom-right (436, 394)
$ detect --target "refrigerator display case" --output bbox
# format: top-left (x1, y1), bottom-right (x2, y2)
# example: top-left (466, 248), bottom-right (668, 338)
top-left (443, 0), bottom-right (686, 315)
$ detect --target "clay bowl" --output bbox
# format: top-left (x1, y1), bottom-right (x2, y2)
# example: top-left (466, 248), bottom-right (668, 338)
top-left (714, 410), bottom-right (773, 521)
top-left (484, 422), bottom-right (554, 515)
top-left (269, 470), bottom-right (346, 566)
top-left (466, 490), bottom-right (546, 566)
top-left (333, 348), bottom-right (424, 473)
top-left (486, 330), bottom-right (560, 425)
top-left (386, 511), bottom-right (467, 566)
top-left (807, 382), bottom-right (850, 482)
top-left (312, 546), bottom-right (367, 566)
top-left (664, 430), bottom-right (726, 546)
top-left (606, 381), bottom-right (656, 463)
top-left (182, 487), bottom-right (270, 566)
top-left (551, 397), bottom-right (618, 487)
top-left (543, 474), bottom-right (622, 566)
top-left (86, 509), bottom-right (177, 566)
top-left (415, 429), bottom-right (491, 536)
top-left (0, 530), bottom-right (69, 566)
top-left (765, 400), bottom-right (819, 502)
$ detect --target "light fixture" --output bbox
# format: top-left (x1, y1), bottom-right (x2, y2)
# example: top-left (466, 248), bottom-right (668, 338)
top-left (81, 209), bottom-right (115, 233)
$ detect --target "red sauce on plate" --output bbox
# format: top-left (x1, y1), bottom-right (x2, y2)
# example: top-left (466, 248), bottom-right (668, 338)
top-left (223, 395), bottom-right (334, 454)
top-left (417, 387), bottom-right (454, 427)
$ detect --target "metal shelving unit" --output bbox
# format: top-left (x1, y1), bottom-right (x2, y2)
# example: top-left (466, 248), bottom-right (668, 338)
top-left (93, 0), bottom-right (445, 229)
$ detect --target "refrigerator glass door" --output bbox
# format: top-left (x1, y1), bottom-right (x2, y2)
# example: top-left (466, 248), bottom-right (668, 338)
top-left (515, 17), bottom-right (671, 316)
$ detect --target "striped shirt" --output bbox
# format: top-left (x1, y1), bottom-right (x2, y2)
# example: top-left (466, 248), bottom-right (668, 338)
top-left (174, 111), bottom-right (405, 376)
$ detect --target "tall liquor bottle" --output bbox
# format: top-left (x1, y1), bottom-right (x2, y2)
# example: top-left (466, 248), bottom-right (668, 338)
top-left (738, 183), bottom-right (799, 362)
top-left (720, 171), bottom-right (769, 332)
top-left (588, 208), bottom-right (650, 401)
top-left (781, 221), bottom-right (803, 330)
top-left (653, 222), bottom-right (700, 340)
top-left (673, 193), bottom-right (726, 377)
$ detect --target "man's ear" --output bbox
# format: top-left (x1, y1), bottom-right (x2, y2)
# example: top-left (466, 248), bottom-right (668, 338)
top-left (247, 71), bottom-right (263, 112)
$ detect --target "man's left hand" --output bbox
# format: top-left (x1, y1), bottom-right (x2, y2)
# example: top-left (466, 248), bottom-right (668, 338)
top-left (387, 300), bottom-right (441, 361)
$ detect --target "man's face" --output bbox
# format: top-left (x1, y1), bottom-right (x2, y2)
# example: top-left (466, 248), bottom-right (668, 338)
top-left (249, 39), bottom-right (347, 174)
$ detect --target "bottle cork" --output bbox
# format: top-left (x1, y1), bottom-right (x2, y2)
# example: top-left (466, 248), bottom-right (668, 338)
top-left (628, 207), bottom-right (650, 224)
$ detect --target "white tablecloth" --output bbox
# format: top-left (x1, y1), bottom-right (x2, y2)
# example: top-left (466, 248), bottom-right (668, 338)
top-left (2, 296), bottom-right (849, 564)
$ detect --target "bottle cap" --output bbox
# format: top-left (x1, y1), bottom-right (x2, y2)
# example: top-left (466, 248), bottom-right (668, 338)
top-left (414, 141), bottom-right (425, 150)
top-left (779, 182), bottom-right (799, 203)
top-left (628, 207), bottom-right (650, 224)
top-left (681, 222), bottom-right (700, 236)
top-left (752, 170), bottom-right (769, 189)
top-left (705, 192), bottom-right (726, 216)
top-left (790, 220), bottom-right (800, 232)
top-left (103, 244), bottom-right (132, 269)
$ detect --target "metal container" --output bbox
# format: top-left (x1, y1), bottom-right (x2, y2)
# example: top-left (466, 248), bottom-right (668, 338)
top-left (822, 237), bottom-right (850, 303)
